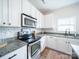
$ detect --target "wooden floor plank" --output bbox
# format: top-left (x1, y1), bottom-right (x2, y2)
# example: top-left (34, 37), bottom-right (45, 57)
top-left (40, 48), bottom-right (72, 59)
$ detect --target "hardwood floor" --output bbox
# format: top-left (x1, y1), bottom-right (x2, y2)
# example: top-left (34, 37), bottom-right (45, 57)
top-left (40, 48), bottom-right (72, 59)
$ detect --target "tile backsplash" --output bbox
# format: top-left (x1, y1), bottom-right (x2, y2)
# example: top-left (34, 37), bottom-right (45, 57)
top-left (0, 27), bottom-right (41, 41)
top-left (0, 27), bottom-right (21, 40)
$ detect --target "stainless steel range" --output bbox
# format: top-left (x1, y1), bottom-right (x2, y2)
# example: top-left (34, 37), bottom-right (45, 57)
top-left (28, 39), bottom-right (41, 59)
top-left (17, 31), bottom-right (41, 59)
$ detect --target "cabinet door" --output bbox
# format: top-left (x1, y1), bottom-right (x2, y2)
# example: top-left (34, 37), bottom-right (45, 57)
top-left (0, 0), bottom-right (3, 26)
top-left (36, 11), bottom-right (40, 28)
top-left (66, 40), bottom-right (72, 55)
top-left (31, 7), bottom-right (38, 19)
top-left (44, 14), bottom-right (54, 28)
top-left (22, 0), bottom-right (39, 18)
top-left (22, 0), bottom-right (31, 15)
top-left (30, 6), bottom-right (35, 18)
top-left (41, 36), bottom-right (46, 52)
top-left (36, 12), bottom-right (43, 28)
top-left (30, 3), bottom-right (37, 18)
top-left (9, 0), bottom-right (21, 27)
top-left (46, 36), bottom-right (57, 50)
top-left (2, 0), bottom-right (9, 26)
top-left (46, 36), bottom-right (72, 55)
top-left (56, 38), bottom-right (68, 53)
top-left (56, 37), bottom-right (72, 55)
top-left (40, 13), bottom-right (43, 28)
top-left (0, 46), bottom-right (27, 59)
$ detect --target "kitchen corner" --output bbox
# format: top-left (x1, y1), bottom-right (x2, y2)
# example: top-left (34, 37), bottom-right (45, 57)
top-left (37, 31), bottom-right (79, 55)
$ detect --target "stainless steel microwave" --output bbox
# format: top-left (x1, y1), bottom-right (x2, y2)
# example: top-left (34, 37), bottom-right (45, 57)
top-left (21, 13), bottom-right (37, 28)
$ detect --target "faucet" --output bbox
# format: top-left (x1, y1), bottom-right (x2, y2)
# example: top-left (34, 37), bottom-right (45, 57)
top-left (65, 29), bottom-right (70, 35)
top-left (68, 29), bottom-right (70, 35)
top-left (74, 32), bottom-right (77, 37)
top-left (65, 29), bottom-right (67, 35)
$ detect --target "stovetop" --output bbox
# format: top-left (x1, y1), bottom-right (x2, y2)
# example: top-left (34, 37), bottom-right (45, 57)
top-left (19, 36), bottom-right (41, 44)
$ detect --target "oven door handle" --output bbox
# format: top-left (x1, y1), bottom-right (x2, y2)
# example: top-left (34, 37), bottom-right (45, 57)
top-left (29, 40), bottom-right (40, 46)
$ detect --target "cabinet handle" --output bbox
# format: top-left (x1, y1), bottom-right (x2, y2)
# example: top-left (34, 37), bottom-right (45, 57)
top-left (8, 23), bottom-right (11, 25)
top-left (8, 54), bottom-right (17, 59)
top-left (3, 22), bottom-right (6, 24)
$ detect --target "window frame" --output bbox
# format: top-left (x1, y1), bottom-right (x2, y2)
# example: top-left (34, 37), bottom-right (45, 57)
top-left (57, 16), bottom-right (76, 32)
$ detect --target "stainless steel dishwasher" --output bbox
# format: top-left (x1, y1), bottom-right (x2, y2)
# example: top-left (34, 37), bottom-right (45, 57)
top-left (72, 49), bottom-right (78, 59)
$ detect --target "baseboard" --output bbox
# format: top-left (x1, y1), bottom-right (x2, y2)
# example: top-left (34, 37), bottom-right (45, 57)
top-left (40, 48), bottom-right (46, 55)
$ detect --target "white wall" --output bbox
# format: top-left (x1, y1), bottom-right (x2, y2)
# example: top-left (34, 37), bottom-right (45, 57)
top-left (45, 3), bottom-right (79, 33)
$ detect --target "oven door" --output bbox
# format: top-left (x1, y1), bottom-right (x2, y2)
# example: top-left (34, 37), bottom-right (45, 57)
top-left (28, 40), bottom-right (41, 59)
top-left (31, 41), bottom-right (40, 57)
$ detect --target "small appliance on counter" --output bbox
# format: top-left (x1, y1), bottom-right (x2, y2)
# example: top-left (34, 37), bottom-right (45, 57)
top-left (32, 31), bottom-right (36, 39)
top-left (17, 30), bottom-right (41, 59)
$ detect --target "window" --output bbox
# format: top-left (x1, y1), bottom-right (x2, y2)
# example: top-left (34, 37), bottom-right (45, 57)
top-left (57, 16), bottom-right (76, 32)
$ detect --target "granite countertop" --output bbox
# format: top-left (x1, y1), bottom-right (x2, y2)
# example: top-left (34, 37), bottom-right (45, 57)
top-left (71, 44), bottom-right (79, 58)
top-left (46, 34), bottom-right (79, 39)
top-left (0, 38), bottom-right (27, 57)
top-left (37, 32), bottom-right (79, 39)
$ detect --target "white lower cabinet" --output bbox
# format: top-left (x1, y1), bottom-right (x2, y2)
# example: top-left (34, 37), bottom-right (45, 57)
top-left (46, 36), bottom-right (57, 50)
top-left (46, 36), bottom-right (72, 55)
top-left (1, 46), bottom-right (27, 59)
top-left (56, 37), bottom-right (72, 55)
top-left (40, 36), bottom-right (46, 52)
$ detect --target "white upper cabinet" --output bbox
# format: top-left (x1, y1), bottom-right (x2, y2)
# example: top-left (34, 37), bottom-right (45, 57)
top-left (44, 14), bottom-right (55, 28)
top-left (0, 0), bottom-right (3, 26)
top-left (36, 11), bottom-right (42, 28)
top-left (36, 10), bottom-right (44, 28)
top-left (30, 3), bottom-right (37, 18)
top-left (22, 0), bottom-right (41, 19)
top-left (0, 0), bottom-right (9, 26)
top-left (0, 0), bottom-right (43, 27)
top-left (0, 0), bottom-right (21, 27)
top-left (22, 0), bottom-right (44, 28)
top-left (39, 13), bottom-right (44, 28)
top-left (9, 0), bottom-right (21, 27)
top-left (22, 0), bottom-right (31, 16)
top-left (3, 0), bottom-right (8, 26)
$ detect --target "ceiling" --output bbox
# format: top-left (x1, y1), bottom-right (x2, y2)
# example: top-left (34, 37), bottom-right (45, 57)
top-left (29, 0), bottom-right (79, 14)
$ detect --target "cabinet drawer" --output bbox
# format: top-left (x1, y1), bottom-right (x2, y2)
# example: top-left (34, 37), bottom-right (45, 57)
top-left (1, 46), bottom-right (27, 59)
